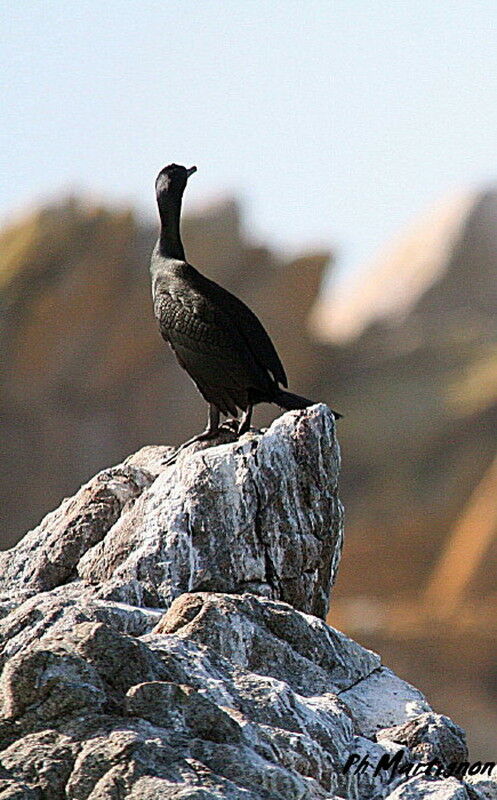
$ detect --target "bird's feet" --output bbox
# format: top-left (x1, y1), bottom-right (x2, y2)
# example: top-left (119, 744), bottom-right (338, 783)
top-left (162, 428), bottom-right (222, 467)
top-left (219, 417), bottom-right (240, 434)
top-left (220, 408), bottom-right (252, 436)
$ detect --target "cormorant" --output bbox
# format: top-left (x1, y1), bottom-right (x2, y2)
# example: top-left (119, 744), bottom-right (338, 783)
top-left (150, 163), bottom-right (340, 458)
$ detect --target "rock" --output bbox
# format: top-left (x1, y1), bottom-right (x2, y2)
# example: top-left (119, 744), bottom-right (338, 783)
top-left (0, 405), bottom-right (467, 798)
top-left (77, 404), bottom-right (343, 619)
top-left (125, 681), bottom-right (245, 744)
top-left (345, 735), bottom-right (408, 799)
top-left (0, 464), bottom-right (153, 600)
top-left (0, 782), bottom-right (38, 799)
top-left (340, 666), bottom-right (431, 737)
top-left (377, 713), bottom-right (468, 768)
top-left (0, 642), bottom-right (106, 723)
top-left (384, 775), bottom-right (472, 799)
top-left (465, 773), bottom-right (497, 800)
top-left (152, 591), bottom-right (381, 695)
top-left (0, 584), bottom-right (163, 671)
top-left (1, 405), bottom-right (342, 620)
top-left (0, 730), bottom-right (76, 800)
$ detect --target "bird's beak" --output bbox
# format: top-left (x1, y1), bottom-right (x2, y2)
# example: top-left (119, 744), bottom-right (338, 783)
top-left (186, 166), bottom-right (197, 178)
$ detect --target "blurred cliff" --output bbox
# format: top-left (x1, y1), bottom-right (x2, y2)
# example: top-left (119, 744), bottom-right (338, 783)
top-left (1, 188), bottom-right (496, 755)
top-left (312, 188), bottom-right (497, 759)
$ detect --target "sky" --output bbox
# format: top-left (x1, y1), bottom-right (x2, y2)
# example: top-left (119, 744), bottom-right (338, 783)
top-left (2, 1), bottom-right (497, 287)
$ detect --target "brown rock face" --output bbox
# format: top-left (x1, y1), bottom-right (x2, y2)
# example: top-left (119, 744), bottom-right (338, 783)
top-left (308, 189), bottom-right (497, 608)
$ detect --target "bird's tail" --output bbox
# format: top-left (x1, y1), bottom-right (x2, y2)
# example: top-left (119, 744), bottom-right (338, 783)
top-left (275, 389), bottom-right (342, 419)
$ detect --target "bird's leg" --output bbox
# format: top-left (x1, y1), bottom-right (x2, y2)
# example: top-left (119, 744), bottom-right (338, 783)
top-left (237, 404), bottom-right (253, 435)
top-left (163, 405), bottom-right (220, 465)
top-left (202, 403), bottom-right (221, 437)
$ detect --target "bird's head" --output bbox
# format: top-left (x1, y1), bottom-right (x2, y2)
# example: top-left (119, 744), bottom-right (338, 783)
top-left (155, 164), bottom-right (197, 199)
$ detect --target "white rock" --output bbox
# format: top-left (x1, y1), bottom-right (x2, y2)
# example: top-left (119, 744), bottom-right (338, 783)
top-left (339, 666), bottom-right (431, 737)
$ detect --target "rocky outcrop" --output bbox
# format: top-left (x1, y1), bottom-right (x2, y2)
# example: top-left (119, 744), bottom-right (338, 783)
top-left (0, 405), bottom-right (476, 799)
top-left (2, 185), bottom-right (497, 765)
top-left (0, 405), bottom-right (341, 619)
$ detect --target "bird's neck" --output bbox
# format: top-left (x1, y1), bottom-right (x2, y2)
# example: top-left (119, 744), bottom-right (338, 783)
top-left (158, 193), bottom-right (186, 260)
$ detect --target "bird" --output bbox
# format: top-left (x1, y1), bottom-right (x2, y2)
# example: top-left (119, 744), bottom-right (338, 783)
top-left (150, 163), bottom-right (341, 460)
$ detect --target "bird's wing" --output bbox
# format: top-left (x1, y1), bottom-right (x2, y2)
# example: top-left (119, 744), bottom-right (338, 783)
top-left (193, 271), bottom-right (288, 387)
top-left (155, 287), bottom-right (273, 403)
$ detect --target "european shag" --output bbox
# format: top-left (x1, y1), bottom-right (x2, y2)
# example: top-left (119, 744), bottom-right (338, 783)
top-left (150, 163), bottom-right (340, 457)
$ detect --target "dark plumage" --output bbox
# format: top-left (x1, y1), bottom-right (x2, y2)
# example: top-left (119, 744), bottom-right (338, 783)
top-left (150, 163), bottom-right (340, 456)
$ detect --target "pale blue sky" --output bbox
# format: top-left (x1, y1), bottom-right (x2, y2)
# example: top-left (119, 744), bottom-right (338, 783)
top-left (2, 1), bottom-right (497, 284)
